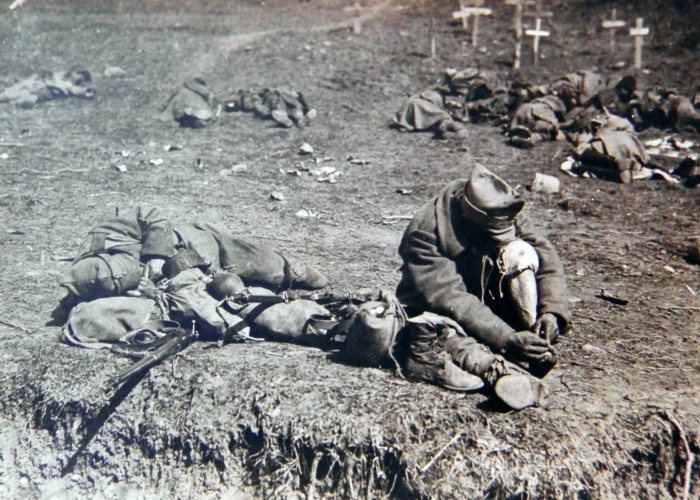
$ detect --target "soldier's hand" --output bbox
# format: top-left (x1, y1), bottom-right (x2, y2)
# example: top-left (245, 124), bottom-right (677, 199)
top-left (125, 277), bottom-right (157, 299)
top-left (143, 258), bottom-right (166, 282)
top-left (533, 313), bottom-right (560, 343)
top-left (505, 331), bottom-right (551, 361)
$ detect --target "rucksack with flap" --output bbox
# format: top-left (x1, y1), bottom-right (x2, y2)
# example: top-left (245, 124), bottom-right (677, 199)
top-left (334, 289), bottom-right (407, 369)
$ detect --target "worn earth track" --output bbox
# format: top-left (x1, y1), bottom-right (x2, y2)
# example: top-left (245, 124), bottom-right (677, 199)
top-left (0, 0), bottom-right (699, 498)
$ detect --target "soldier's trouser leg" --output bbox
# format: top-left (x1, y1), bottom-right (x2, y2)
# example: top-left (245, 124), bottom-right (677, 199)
top-left (400, 313), bottom-right (543, 409)
top-left (442, 331), bottom-right (544, 410)
top-left (442, 333), bottom-right (502, 385)
top-left (496, 240), bottom-right (540, 330)
top-left (617, 158), bottom-right (636, 184)
top-left (200, 224), bottom-right (327, 291)
top-left (174, 225), bottom-right (222, 269)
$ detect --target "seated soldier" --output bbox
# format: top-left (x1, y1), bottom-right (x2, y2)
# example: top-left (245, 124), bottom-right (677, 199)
top-left (52, 206), bottom-right (328, 329)
top-left (395, 165), bottom-right (571, 410)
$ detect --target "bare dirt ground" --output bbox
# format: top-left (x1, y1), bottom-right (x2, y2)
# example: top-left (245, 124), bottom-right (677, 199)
top-left (0, 0), bottom-right (698, 498)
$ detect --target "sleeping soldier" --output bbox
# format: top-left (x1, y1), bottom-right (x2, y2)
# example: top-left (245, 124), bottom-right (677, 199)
top-left (0, 69), bottom-right (95, 108)
top-left (224, 87), bottom-right (317, 129)
top-left (506, 95), bottom-right (567, 149)
top-left (52, 207), bottom-right (329, 347)
top-left (160, 78), bottom-right (217, 128)
top-left (572, 114), bottom-right (650, 183)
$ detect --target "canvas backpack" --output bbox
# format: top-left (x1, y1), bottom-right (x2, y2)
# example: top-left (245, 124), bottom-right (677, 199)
top-left (62, 296), bottom-right (163, 349)
top-left (333, 289), bottom-right (408, 369)
top-left (223, 286), bottom-right (331, 347)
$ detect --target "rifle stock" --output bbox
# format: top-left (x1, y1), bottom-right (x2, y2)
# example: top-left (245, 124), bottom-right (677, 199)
top-left (108, 328), bottom-right (198, 390)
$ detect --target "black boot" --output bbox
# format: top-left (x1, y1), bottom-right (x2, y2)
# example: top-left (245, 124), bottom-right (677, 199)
top-left (46, 293), bottom-right (79, 326)
top-left (283, 260), bottom-right (328, 290)
top-left (402, 323), bottom-right (484, 391)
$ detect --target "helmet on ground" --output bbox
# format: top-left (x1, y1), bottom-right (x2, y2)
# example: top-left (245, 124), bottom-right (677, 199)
top-left (207, 270), bottom-right (245, 300)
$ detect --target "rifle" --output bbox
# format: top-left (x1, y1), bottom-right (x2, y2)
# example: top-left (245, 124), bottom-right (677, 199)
top-left (108, 324), bottom-right (198, 390)
top-left (107, 290), bottom-right (373, 389)
top-left (228, 289), bottom-right (374, 308)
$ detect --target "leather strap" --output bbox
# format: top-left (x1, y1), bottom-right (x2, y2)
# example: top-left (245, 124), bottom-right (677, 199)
top-left (306, 314), bottom-right (338, 331)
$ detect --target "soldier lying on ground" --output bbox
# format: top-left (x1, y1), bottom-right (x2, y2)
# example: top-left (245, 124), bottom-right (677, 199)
top-left (160, 78), bottom-right (218, 128)
top-left (506, 95), bottom-right (567, 149)
top-left (392, 67), bottom-right (512, 136)
top-left (223, 87), bottom-right (317, 129)
top-left (547, 70), bottom-right (608, 112)
top-left (570, 114), bottom-right (651, 183)
top-left (564, 113), bottom-right (699, 185)
top-left (505, 72), bottom-right (632, 148)
top-left (391, 89), bottom-right (469, 139)
top-left (447, 68), bottom-right (512, 125)
top-left (559, 75), bottom-right (638, 134)
top-left (0, 69), bottom-right (94, 108)
top-left (51, 207), bottom-right (328, 347)
top-left (394, 165), bottom-right (571, 410)
top-left (629, 87), bottom-right (700, 133)
top-left (443, 67), bottom-right (508, 106)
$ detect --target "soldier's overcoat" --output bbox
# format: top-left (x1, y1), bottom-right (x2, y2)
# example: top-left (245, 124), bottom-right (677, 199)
top-left (396, 180), bottom-right (570, 353)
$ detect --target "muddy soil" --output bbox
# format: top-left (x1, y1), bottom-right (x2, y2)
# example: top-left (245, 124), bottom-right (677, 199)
top-left (0, 0), bottom-right (698, 498)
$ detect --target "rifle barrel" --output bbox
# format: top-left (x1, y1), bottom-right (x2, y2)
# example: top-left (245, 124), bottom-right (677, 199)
top-left (229, 290), bottom-right (374, 305)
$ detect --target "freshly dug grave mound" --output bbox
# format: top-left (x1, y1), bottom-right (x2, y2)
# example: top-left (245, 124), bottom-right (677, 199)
top-left (1, 327), bottom-right (696, 498)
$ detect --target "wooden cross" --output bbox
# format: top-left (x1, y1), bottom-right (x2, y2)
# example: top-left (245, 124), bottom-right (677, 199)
top-left (629, 17), bottom-right (649, 69)
top-left (525, 17), bottom-right (550, 65)
top-left (9, 0), bottom-right (31, 10)
top-left (522, 0), bottom-right (552, 22)
top-left (601, 8), bottom-right (626, 52)
top-left (454, 0), bottom-right (484, 29)
top-left (452, 0), bottom-right (492, 47)
top-left (344, 2), bottom-right (363, 35)
top-left (504, 0), bottom-right (529, 69)
top-left (521, 0), bottom-right (551, 66)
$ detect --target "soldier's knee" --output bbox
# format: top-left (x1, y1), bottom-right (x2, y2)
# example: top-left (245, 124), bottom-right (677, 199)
top-left (496, 240), bottom-right (539, 278)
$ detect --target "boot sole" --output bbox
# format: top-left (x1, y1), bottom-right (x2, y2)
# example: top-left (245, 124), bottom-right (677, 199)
top-left (494, 374), bottom-right (541, 410)
top-left (441, 378), bottom-right (485, 392)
